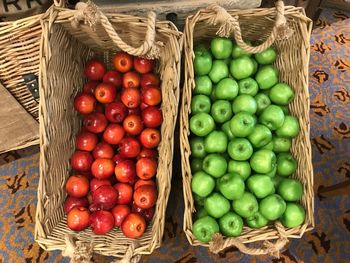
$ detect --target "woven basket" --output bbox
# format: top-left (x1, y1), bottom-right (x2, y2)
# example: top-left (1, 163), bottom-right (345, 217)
top-left (0, 15), bottom-right (42, 121)
top-left (180, 1), bottom-right (314, 256)
top-left (35, 2), bottom-right (182, 262)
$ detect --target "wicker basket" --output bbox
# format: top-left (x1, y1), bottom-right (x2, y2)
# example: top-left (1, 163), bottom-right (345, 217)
top-left (0, 15), bottom-right (42, 121)
top-left (35, 2), bottom-right (182, 262)
top-left (180, 1), bottom-right (314, 256)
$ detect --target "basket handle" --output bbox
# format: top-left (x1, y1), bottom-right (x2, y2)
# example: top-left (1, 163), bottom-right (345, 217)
top-left (206, 0), bottom-right (293, 53)
top-left (209, 222), bottom-right (289, 257)
top-left (71, 1), bottom-right (160, 58)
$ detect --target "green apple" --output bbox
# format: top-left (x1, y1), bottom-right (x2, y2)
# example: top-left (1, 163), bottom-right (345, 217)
top-left (250, 149), bottom-right (276, 174)
top-left (259, 194), bottom-right (286, 221)
top-left (190, 113), bottom-right (215, 136)
top-left (232, 192), bottom-right (259, 218)
top-left (221, 121), bottom-right (235, 140)
top-left (247, 175), bottom-right (275, 199)
top-left (279, 105), bottom-right (290, 115)
top-left (191, 171), bottom-right (215, 197)
top-left (272, 175), bottom-right (284, 188)
top-left (194, 76), bottom-right (213, 96)
top-left (231, 41), bottom-right (252, 58)
top-left (276, 115), bottom-right (300, 138)
top-left (227, 138), bottom-right (253, 161)
top-left (255, 65), bottom-right (279, 89)
top-left (209, 60), bottom-right (229, 83)
top-left (196, 206), bottom-right (209, 219)
top-left (258, 105), bottom-right (285, 130)
top-left (263, 166), bottom-right (277, 178)
top-left (194, 194), bottom-right (205, 206)
top-left (191, 95), bottom-right (211, 114)
top-left (247, 124), bottom-right (272, 148)
top-left (190, 158), bottom-right (203, 173)
top-left (203, 154), bottom-right (227, 178)
top-left (204, 130), bottom-right (228, 153)
top-left (232, 94), bottom-right (257, 114)
top-left (215, 78), bottom-right (239, 100)
top-left (278, 178), bottom-right (303, 201)
top-left (238, 77), bottom-right (259, 96)
top-left (246, 211), bottom-right (269, 229)
top-left (204, 193), bottom-right (231, 218)
top-left (269, 83), bottom-right (295, 105)
top-left (193, 216), bottom-right (219, 243)
top-left (254, 93), bottom-right (271, 114)
top-left (219, 212), bottom-right (243, 237)
top-left (211, 37), bottom-right (233, 59)
top-left (211, 100), bottom-right (233, 123)
top-left (190, 137), bottom-right (206, 158)
top-left (230, 112), bottom-right (256, 137)
top-left (228, 160), bottom-right (251, 180)
top-left (210, 86), bottom-right (217, 101)
top-left (230, 56), bottom-right (255, 80)
top-left (218, 173), bottom-right (245, 200)
top-left (273, 136), bottom-right (292, 153)
top-left (252, 59), bottom-right (258, 75)
top-left (194, 45), bottom-right (212, 76)
top-left (281, 203), bottom-right (305, 228)
top-left (254, 47), bottom-right (277, 65)
top-left (260, 140), bottom-right (274, 151)
top-left (277, 153), bottom-right (297, 177)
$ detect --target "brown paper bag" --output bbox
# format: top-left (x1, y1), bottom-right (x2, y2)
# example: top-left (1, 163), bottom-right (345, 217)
top-left (0, 83), bottom-right (39, 153)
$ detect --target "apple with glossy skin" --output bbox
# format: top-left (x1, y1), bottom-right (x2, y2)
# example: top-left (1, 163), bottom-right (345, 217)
top-left (254, 47), bottom-right (277, 65)
top-left (227, 138), bottom-right (253, 161)
top-left (209, 60), bottom-right (229, 83)
top-left (103, 124), bottom-right (125, 145)
top-left (232, 192), bottom-right (259, 218)
top-left (278, 178), bottom-right (303, 201)
top-left (276, 153), bottom-right (298, 177)
top-left (247, 124), bottom-right (272, 148)
top-left (194, 76), bottom-right (213, 96)
top-left (246, 211), bottom-right (269, 229)
top-left (140, 128), bottom-right (161, 149)
top-left (247, 175), bottom-right (275, 199)
top-left (71, 151), bottom-right (93, 172)
top-left (272, 136), bottom-right (292, 153)
top-left (133, 184), bottom-right (157, 209)
top-left (138, 148), bottom-right (158, 160)
top-left (204, 130), bottom-right (228, 153)
top-left (269, 83), bottom-right (295, 105)
top-left (119, 137), bottom-right (141, 158)
top-left (192, 216), bottom-right (219, 243)
top-left (275, 115), bottom-right (300, 138)
top-left (83, 80), bottom-right (99, 94)
top-left (92, 142), bottom-right (114, 159)
top-left (105, 102), bottom-right (127, 123)
top-left (228, 160), bottom-right (251, 181)
top-left (90, 210), bottom-right (115, 234)
top-left (230, 56), bottom-right (255, 80)
top-left (134, 57), bottom-right (155, 74)
top-left (230, 112), bottom-right (256, 137)
top-left (255, 65), bottom-right (279, 89)
top-left (211, 100), bottom-right (233, 123)
top-left (140, 73), bottom-right (160, 89)
top-left (83, 113), bottom-right (108, 133)
top-left (74, 93), bottom-right (96, 115)
top-left (111, 204), bottom-right (131, 227)
top-left (112, 52), bottom-right (133, 73)
top-left (191, 171), bottom-right (215, 197)
top-left (211, 37), bottom-right (233, 59)
top-left (136, 157), bottom-right (157, 180)
top-left (114, 183), bottom-right (133, 205)
top-left (64, 196), bottom-right (89, 214)
top-left (121, 88), bottom-right (141, 109)
top-left (254, 93), bottom-right (271, 114)
top-left (221, 121), bottom-right (235, 140)
top-left (281, 203), bottom-right (305, 228)
top-left (238, 77), bottom-right (259, 96)
top-left (193, 45), bottom-right (212, 76)
top-left (84, 59), bottom-right (106, 80)
top-left (123, 71), bottom-right (140, 89)
top-left (204, 192), bottom-right (230, 218)
top-left (67, 207), bottom-right (90, 231)
top-left (250, 149), bottom-right (276, 174)
top-left (190, 113), bottom-right (215, 137)
top-left (121, 212), bottom-right (146, 238)
top-left (191, 95), bottom-right (211, 114)
top-left (75, 131), bottom-right (98, 151)
top-left (258, 105), bottom-right (285, 131)
top-left (134, 179), bottom-right (156, 190)
top-left (259, 194), bottom-right (286, 221)
top-left (219, 212), bottom-right (243, 237)
top-left (92, 185), bottom-right (118, 210)
top-left (232, 94), bottom-right (257, 115)
top-left (103, 70), bottom-right (122, 88)
top-left (142, 106), bottom-right (163, 128)
top-left (202, 154), bottom-right (227, 178)
top-left (123, 115), bottom-right (143, 136)
top-left (190, 137), bottom-right (206, 158)
top-left (95, 83), bottom-right (116, 104)
top-left (142, 86), bottom-right (162, 106)
top-left (215, 78), bottom-right (239, 100)
top-left (132, 203), bottom-right (155, 223)
top-left (115, 160), bottom-right (136, 184)
top-left (90, 178), bottom-right (111, 193)
top-left (217, 173), bottom-right (245, 200)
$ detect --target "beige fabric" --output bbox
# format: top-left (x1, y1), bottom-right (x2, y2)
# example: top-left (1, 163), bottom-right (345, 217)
top-left (0, 83), bottom-right (38, 153)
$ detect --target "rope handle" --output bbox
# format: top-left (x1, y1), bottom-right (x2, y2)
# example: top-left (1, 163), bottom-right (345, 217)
top-left (69, 1), bottom-right (161, 58)
top-left (206, 1), bottom-right (293, 54)
top-left (54, 0), bottom-right (65, 8)
top-left (208, 222), bottom-right (289, 257)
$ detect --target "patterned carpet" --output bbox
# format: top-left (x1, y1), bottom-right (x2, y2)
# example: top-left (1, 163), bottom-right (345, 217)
top-left (0, 9), bottom-right (349, 263)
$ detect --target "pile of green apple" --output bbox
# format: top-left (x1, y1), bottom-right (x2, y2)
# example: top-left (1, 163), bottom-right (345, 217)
top-left (189, 37), bottom-right (306, 243)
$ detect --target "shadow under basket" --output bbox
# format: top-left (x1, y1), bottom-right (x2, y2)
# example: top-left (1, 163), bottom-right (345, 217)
top-left (180, 2), bottom-right (314, 256)
top-left (35, 6), bottom-right (182, 261)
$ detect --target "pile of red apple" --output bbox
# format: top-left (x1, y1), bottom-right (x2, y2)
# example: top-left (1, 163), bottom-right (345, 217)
top-left (64, 52), bottom-right (162, 239)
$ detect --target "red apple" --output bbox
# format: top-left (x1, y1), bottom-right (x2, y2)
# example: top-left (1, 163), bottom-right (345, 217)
top-left (83, 113), bottom-right (108, 133)
top-left (71, 151), bottom-right (93, 172)
top-left (140, 73), bottom-right (160, 89)
top-left (136, 157), bottom-right (157, 180)
top-left (67, 207), bottom-right (90, 231)
top-left (103, 124), bottom-right (125, 145)
top-left (134, 57), bottom-right (155, 74)
top-left (91, 158), bottom-right (115, 179)
top-left (84, 59), bottom-right (106, 80)
top-left (119, 137), bottom-right (141, 158)
top-left (128, 108), bottom-right (141, 116)
top-left (105, 102), bottom-right (127, 123)
top-left (140, 102), bottom-right (149, 111)
top-left (95, 83), bottom-right (116, 104)
top-left (114, 159), bottom-right (136, 184)
top-left (111, 205), bottom-right (131, 227)
top-left (90, 178), bottom-right (112, 192)
top-left (92, 142), bottom-right (114, 159)
top-left (112, 52), bottom-right (133, 73)
top-left (134, 179), bottom-right (156, 190)
top-left (114, 183), bottom-right (133, 205)
top-left (132, 203), bottom-right (155, 223)
top-left (64, 196), bottom-right (89, 214)
top-left (66, 175), bottom-right (90, 198)
top-left (133, 184), bottom-right (157, 209)
top-left (112, 153), bottom-right (126, 166)
top-left (141, 106), bottom-right (163, 128)
top-left (103, 70), bottom-right (122, 88)
top-left (90, 210), bottom-right (115, 235)
top-left (121, 213), bottom-right (146, 238)
top-left (74, 93), bottom-right (96, 115)
top-left (123, 115), bottom-right (143, 136)
top-left (123, 71), bottom-right (140, 89)
top-left (83, 80), bottom-right (99, 94)
top-left (138, 148), bottom-right (158, 159)
top-left (75, 131), bottom-right (98, 151)
top-left (121, 88), bottom-right (141, 109)
top-left (92, 185), bottom-right (118, 210)
top-left (142, 86), bottom-right (162, 106)
top-left (140, 128), bottom-right (161, 149)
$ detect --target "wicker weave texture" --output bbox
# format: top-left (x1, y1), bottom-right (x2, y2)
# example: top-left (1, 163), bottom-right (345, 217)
top-left (180, 3), bottom-right (314, 255)
top-left (35, 5), bottom-right (182, 261)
